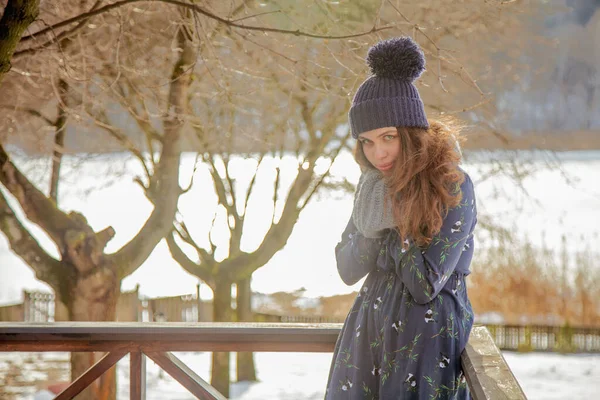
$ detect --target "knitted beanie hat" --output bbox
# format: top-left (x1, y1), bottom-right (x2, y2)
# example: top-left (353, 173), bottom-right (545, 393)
top-left (349, 37), bottom-right (429, 139)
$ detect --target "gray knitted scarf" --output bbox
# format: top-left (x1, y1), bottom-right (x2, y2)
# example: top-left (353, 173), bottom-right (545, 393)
top-left (351, 138), bottom-right (461, 238)
top-left (352, 169), bottom-right (397, 238)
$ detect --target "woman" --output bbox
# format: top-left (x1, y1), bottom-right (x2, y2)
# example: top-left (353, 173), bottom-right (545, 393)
top-left (325, 37), bottom-right (477, 399)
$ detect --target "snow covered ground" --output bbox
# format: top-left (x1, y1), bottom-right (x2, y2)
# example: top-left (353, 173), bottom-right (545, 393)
top-left (502, 352), bottom-right (599, 400)
top-left (1, 350), bottom-right (597, 399)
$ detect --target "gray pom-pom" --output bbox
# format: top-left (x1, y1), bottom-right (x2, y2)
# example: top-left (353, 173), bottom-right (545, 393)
top-left (366, 37), bottom-right (425, 81)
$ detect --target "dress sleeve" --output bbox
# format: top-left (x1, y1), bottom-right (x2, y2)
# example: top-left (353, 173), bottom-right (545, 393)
top-left (394, 175), bottom-right (477, 304)
top-left (335, 217), bottom-right (383, 286)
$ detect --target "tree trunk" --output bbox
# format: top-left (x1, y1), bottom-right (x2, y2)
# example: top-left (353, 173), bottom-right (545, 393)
top-left (68, 265), bottom-right (120, 400)
top-left (211, 279), bottom-right (233, 397)
top-left (0, 0), bottom-right (40, 83)
top-left (236, 277), bottom-right (257, 382)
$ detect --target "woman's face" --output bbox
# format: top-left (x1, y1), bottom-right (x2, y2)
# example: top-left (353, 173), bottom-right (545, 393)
top-left (358, 126), bottom-right (400, 175)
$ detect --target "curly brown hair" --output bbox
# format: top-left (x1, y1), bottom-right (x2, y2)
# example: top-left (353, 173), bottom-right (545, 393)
top-left (354, 120), bottom-right (465, 247)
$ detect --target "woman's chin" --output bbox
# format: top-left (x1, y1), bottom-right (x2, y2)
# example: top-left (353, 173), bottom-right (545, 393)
top-left (378, 166), bottom-right (393, 176)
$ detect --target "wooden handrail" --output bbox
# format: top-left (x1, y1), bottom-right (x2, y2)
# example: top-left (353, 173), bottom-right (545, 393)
top-left (0, 322), bottom-right (524, 399)
top-left (0, 322), bottom-right (341, 352)
top-left (462, 326), bottom-right (527, 400)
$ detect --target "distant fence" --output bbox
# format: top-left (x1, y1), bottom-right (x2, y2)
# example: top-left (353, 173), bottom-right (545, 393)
top-left (0, 291), bottom-right (55, 322)
top-left (486, 323), bottom-right (600, 353)
top-left (0, 288), bottom-right (143, 323)
top-left (256, 315), bottom-right (600, 353)
top-left (143, 289), bottom-right (212, 323)
top-left (2, 290), bottom-right (599, 352)
top-left (0, 286), bottom-right (212, 324)
top-left (24, 291), bottom-right (55, 322)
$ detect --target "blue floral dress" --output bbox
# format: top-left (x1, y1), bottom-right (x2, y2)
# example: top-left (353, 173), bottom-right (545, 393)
top-left (325, 172), bottom-right (477, 400)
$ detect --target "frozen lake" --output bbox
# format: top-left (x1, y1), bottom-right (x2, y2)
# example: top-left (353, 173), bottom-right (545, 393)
top-left (1, 150), bottom-right (599, 304)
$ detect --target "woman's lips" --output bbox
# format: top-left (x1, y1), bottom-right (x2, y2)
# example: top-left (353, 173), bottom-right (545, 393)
top-left (377, 162), bottom-right (394, 172)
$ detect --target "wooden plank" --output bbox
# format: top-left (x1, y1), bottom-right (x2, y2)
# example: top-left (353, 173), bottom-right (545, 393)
top-left (55, 350), bottom-right (128, 400)
top-left (0, 340), bottom-right (337, 353)
top-left (461, 326), bottom-right (527, 400)
top-left (0, 321), bottom-right (342, 335)
top-left (145, 351), bottom-right (227, 400)
top-left (130, 351), bottom-right (146, 400)
top-left (0, 322), bottom-right (342, 353)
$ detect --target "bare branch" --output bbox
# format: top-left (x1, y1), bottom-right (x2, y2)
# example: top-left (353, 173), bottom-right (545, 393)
top-left (207, 155), bottom-right (237, 220)
top-left (111, 20), bottom-right (194, 279)
top-left (89, 111), bottom-right (153, 186)
top-left (0, 104), bottom-right (54, 125)
top-left (222, 154), bottom-right (238, 222)
top-left (182, 153), bottom-right (202, 194)
top-left (97, 226), bottom-right (116, 250)
top-left (233, 30), bottom-right (298, 64)
top-left (208, 208), bottom-right (218, 255)
top-left (97, 68), bottom-right (164, 154)
top-left (226, 133), bottom-right (339, 281)
top-left (166, 231), bottom-right (215, 290)
top-left (49, 78), bottom-right (68, 203)
top-left (242, 154), bottom-right (263, 217)
top-left (447, 97), bottom-right (493, 115)
top-left (232, 9), bottom-right (282, 23)
top-left (12, 0), bottom-right (102, 59)
top-left (222, 154), bottom-right (243, 254)
top-left (299, 132), bottom-right (351, 211)
top-left (18, 0), bottom-right (393, 48)
top-left (175, 217), bottom-right (213, 264)
top-left (0, 145), bottom-right (75, 250)
top-left (0, 188), bottom-right (66, 294)
top-left (271, 159), bottom-right (281, 225)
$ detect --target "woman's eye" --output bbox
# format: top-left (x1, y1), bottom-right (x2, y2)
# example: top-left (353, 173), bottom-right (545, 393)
top-left (384, 135), bottom-right (396, 141)
top-left (361, 139), bottom-right (371, 145)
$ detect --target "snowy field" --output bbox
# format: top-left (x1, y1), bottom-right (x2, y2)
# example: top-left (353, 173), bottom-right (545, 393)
top-left (1, 351), bottom-right (598, 399)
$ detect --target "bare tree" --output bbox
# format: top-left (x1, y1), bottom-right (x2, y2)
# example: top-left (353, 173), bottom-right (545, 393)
top-left (162, 5), bottom-right (376, 389)
top-left (0, 2), bottom-right (198, 398)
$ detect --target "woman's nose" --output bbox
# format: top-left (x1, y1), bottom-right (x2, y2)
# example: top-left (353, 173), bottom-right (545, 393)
top-left (374, 145), bottom-right (387, 159)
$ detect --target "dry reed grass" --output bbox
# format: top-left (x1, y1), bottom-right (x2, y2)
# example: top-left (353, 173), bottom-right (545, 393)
top-left (468, 230), bottom-right (600, 327)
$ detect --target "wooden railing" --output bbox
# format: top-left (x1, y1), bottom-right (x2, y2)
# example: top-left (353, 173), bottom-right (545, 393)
top-left (0, 322), bottom-right (525, 400)
top-left (462, 325), bottom-right (527, 400)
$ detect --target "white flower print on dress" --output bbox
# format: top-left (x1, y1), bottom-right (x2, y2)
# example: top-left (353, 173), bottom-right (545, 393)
top-left (341, 377), bottom-right (353, 391)
top-left (373, 297), bottom-right (383, 310)
top-left (439, 353), bottom-right (450, 368)
top-left (450, 220), bottom-right (463, 234)
top-left (401, 238), bottom-right (410, 253)
top-left (425, 308), bottom-right (436, 323)
top-left (405, 373), bottom-right (417, 387)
